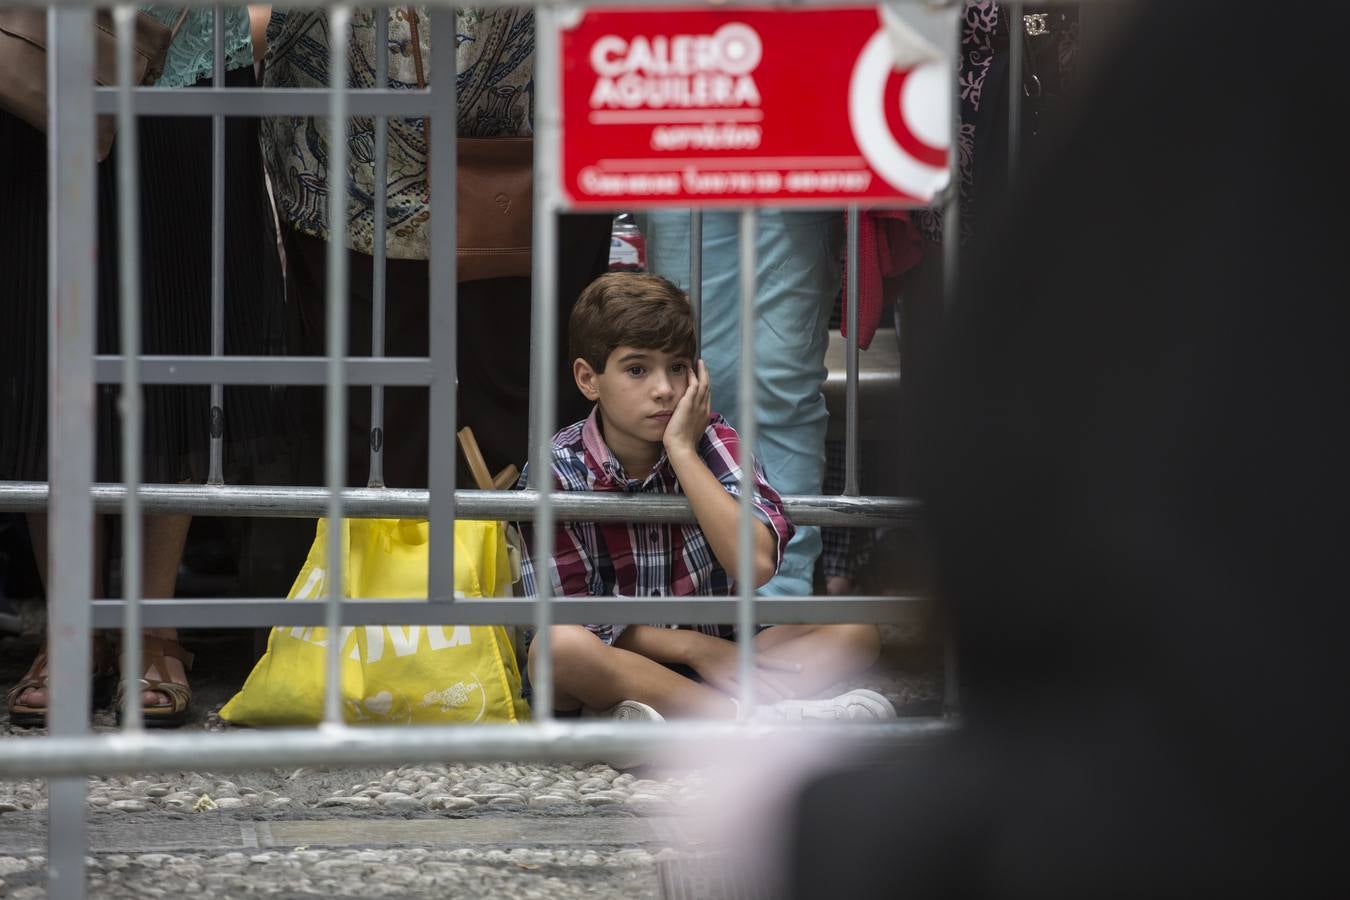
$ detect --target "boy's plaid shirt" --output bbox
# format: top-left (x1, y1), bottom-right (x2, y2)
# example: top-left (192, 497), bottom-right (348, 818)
top-left (518, 407), bottom-right (795, 645)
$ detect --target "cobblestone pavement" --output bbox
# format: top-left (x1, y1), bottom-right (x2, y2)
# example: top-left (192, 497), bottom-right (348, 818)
top-left (1, 761), bottom-right (709, 817)
top-left (0, 847), bottom-right (664, 895)
top-left (0, 845), bottom-right (674, 899)
top-left (1, 606), bottom-right (941, 897)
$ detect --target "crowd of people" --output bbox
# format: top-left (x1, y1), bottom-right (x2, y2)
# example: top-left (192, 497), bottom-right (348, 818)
top-left (1, 7), bottom-right (887, 730)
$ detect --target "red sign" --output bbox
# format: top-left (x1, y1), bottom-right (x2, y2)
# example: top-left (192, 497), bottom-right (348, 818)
top-left (559, 6), bottom-right (951, 209)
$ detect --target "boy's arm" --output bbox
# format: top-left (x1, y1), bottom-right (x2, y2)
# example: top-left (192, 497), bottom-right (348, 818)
top-left (664, 361), bottom-right (778, 588)
top-left (670, 448), bottom-right (777, 587)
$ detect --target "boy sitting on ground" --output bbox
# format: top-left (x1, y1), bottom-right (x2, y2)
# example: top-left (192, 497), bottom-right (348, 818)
top-left (519, 273), bottom-right (892, 721)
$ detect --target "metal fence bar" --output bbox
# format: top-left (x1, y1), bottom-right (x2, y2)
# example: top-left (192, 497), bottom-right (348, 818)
top-left (93, 355), bottom-right (433, 386)
top-left (368, 7), bottom-right (390, 488)
top-left (942, 8), bottom-right (963, 719)
top-left (94, 86), bottom-right (435, 117)
top-left (736, 209), bottom-right (758, 717)
top-left (45, 8), bottom-right (96, 897)
top-left (87, 595), bottom-right (922, 628)
top-left (426, 5), bottom-right (458, 600)
top-left (115, 4), bottom-right (144, 734)
top-left (323, 6), bottom-right (353, 727)
top-left (208, 4), bottom-right (225, 484)
top-left (212, 6), bottom-right (224, 83)
top-left (2, 0), bottom-right (961, 804)
top-left (3, 7), bottom-right (966, 895)
top-left (530, 0), bottom-right (563, 721)
top-left (845, 203), bottom-right (860, 497)
top-left (0, 483), bottom-right (920, 526)
top-left (0, 719), bottom-right (957, 781)
top-left (689, 209), bottom-right (702, 351)
top-left (1009, 3), bottom-right (1024, 179)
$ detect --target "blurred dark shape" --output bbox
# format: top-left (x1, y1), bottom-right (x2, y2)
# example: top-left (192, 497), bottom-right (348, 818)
top-left (789, 1), bottom-right (1345, 896)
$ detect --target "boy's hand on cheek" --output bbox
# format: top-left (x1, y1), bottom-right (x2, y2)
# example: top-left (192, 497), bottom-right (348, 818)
top-left (662, 359), bottom-right (711, 458)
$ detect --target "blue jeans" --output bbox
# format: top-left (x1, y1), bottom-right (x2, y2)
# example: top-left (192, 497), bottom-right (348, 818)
top-left (639, 210), bottom-right (842, 597)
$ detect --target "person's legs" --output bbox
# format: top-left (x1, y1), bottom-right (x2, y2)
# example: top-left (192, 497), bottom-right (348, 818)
top-left (529, 625), bottom-right (737, 719)
top-left (750, 211), bottom-right (840, 595)
top-left (16, 513), bottom-right (191, 710)
top-left (137, 513), bottom-right (192, 708)
top-left (13, 513), bottom-right (102, 710)
top-left (282, 227), bottom-right (432, 489)
top-left (642, 210), bottom-right (841, 597)
top-left (751, 623), bottom-right (882, 699)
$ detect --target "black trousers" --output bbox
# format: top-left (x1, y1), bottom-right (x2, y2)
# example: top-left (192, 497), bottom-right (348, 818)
top-left (282, 215), bottom-right (612, 489)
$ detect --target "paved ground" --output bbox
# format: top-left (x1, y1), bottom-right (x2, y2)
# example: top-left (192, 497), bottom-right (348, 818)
top-left (0, 601), bottom-right (942, 898)
top-left (0, 812), bottom-right (713, 899)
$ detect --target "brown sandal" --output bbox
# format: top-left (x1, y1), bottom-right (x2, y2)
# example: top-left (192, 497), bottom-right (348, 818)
top-left (114, 634), bottom-right (194, 728)
top-left (5, 636), bottom-right (117, 728)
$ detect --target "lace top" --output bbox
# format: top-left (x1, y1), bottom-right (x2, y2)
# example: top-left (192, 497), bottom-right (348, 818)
top-left (141, 5), bottom-right (254, 89)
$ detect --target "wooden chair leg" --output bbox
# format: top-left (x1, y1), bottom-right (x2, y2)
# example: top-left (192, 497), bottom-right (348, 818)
top-left (460, 426), bottom-right (522, 491)
top-left (456, 427), bottom-right (495, 491)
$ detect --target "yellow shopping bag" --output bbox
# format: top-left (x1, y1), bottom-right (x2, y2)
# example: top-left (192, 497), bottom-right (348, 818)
top-left (219, 518), bottom-right (531, 726)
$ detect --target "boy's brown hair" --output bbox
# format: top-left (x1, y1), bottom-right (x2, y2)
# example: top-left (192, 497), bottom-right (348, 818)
top-left (569, 272), bottom-right (696, 372)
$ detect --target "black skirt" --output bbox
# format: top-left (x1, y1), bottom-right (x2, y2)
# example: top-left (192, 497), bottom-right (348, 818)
top-left (0, 67), bottom-right (287, 485)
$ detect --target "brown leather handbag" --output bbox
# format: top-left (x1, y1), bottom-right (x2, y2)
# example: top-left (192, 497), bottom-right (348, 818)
top-left (455, 137), bottom-right (533, 282)
top-left (0, 9), bottom-right (187, 162)
top-left (405, 7), bottom-right (533, 282)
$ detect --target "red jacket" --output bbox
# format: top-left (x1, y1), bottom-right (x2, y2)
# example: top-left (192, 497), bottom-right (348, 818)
top-left (840, 210), bottom-right (925, 349)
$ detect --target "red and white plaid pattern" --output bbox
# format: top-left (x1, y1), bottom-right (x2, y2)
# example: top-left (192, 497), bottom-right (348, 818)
top-left (518, 407), bottom-right (794, 645)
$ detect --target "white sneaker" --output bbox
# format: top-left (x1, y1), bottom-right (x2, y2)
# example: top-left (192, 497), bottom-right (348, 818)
top-left (756, 688), bottom-right (897, 722)
top-left (582, 698), bottom-right (665, 722)
top-left (581, 699), bottom-right (664, 770)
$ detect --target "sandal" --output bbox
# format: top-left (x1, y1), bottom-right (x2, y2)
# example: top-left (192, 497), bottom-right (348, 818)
top-left (5, 635), bottom-right (117, 728)
top-left (115, 634), bottom-right (194, 728)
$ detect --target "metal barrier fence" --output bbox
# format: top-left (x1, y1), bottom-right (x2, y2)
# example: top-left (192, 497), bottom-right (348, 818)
top-left (0, 2), bottom-right (973, 895)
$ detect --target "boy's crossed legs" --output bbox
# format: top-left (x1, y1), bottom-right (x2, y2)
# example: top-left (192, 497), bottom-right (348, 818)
top-left (529, 623), bottom-right (883, 720)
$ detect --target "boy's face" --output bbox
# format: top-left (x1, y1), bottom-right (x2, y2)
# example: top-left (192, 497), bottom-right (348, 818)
top-left (574, 345), bottom-right (693, 447)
